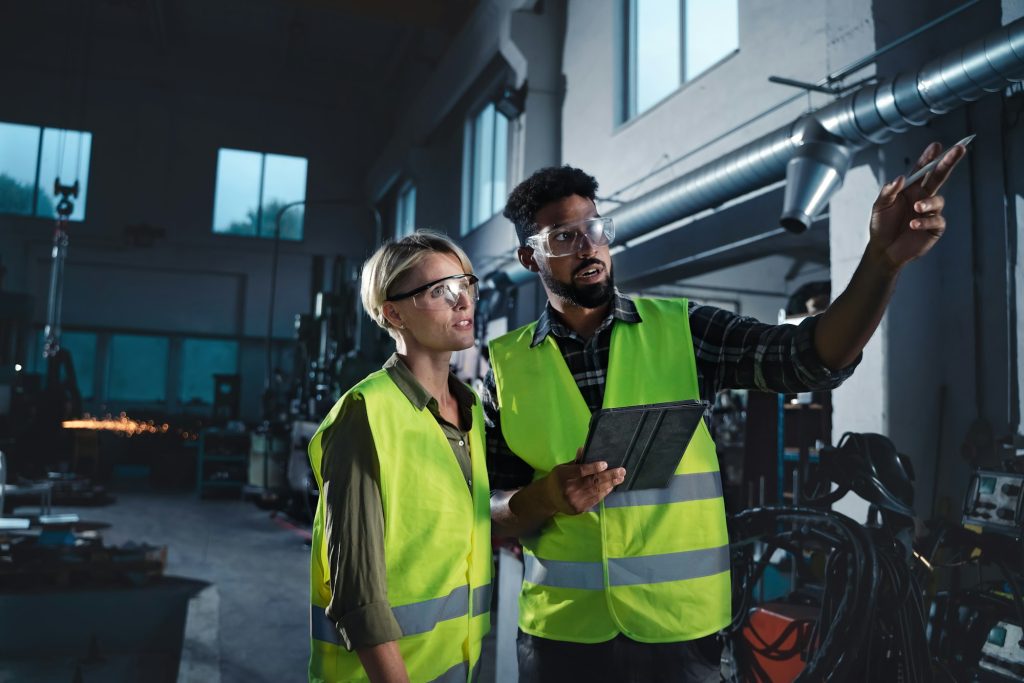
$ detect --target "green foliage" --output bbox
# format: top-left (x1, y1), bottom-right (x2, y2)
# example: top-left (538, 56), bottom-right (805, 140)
top-left (225, 199), bottom-right (303, 240)
top-left (0, 173), bottom-right (54, 217)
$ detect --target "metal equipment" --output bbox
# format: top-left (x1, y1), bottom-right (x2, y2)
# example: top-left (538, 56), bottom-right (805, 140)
top-left (963, 470), bottom-right (1024, 539)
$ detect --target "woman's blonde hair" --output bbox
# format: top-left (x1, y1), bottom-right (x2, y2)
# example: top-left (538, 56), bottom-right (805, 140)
top-left (360, 229), bottom-right (474, 339)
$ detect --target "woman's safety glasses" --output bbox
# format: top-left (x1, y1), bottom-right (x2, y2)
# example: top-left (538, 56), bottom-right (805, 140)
top-left (525, 217), bottom-right (615, 258)
top-left (388, 274), bottom-right (479, 310)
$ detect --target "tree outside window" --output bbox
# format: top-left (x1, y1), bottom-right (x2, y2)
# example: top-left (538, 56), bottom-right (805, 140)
top-left (0, 121), bottom-right (92, 221)
top-left (212, 149), bottom-right (308, 240)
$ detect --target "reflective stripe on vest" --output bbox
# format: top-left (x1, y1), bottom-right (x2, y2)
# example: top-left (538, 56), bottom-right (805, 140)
top-left (393, 585), bottom-right (469, 636)
top-left (309, 584), bottom-right (492, 646)
top-left (523, 545), bottom-right (730, 589)
top-left (601, 471), bottom-right (722, 509)
top-left (311, 604), bottom-right (342, 646)
top-left (393, 583), bottom-right (492, 636)
top-left (432, 661), bottom-right (469, 683)
top-left (310, 602), bottom-right (473, 682)
top-left (472, 583), bottom-right (492, 618)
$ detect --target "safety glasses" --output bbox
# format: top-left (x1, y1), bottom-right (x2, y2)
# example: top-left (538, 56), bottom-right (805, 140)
top-left (388, 273), bottom-right (479, 310)
top-left (526, 217), bottom-right (615, 258)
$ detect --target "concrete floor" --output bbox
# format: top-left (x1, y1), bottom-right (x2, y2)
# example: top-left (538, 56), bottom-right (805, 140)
top-left (13, 489), bottom-right (311, 683)
top-left (10, 487), bottom-right (499, 683)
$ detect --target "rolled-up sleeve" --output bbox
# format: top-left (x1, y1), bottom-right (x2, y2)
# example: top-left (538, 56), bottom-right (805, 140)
top-left (688, 302), bottom-right (860, 398)
top-left (320, 395), bottom-right (403, 650)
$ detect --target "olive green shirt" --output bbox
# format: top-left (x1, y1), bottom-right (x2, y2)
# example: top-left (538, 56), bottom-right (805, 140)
top-left (319, 353), bottom-right (476, 650)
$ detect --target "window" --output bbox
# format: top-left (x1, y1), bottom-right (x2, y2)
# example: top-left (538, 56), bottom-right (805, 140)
top-left (395, 181), bottom-right (417, 238)
top-left (25, 330), bottom-right (97, 399)
top-left (624, 0), bottom-right (739, 119)
top-left (461, 102), bottom-right (509, 234)
top-left (61, 332), bottom-right (98, 400)
top-left (180, 338), bottom-right (239, 405)
top-left (212, 148), bottom-right (308, 240)
top-left (107, 334), bottom-right (169, 402)
top-left (0, 122), bottom-right (92, 221)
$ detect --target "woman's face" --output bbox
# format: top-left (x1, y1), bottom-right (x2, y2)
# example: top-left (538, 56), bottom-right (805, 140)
top-left (385, 252), bottom-right (476, 354)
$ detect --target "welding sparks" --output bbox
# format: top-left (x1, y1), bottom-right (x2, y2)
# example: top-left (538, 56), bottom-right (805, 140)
top-left (63, 414), bottom-right (172, 437)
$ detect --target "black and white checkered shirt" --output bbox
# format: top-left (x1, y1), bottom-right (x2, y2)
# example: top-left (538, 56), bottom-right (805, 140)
top-left (482, 290), bottom-right (858, 490)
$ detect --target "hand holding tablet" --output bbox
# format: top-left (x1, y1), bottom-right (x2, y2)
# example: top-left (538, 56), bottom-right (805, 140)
top-left (580, 400), bottom-right (707, 491)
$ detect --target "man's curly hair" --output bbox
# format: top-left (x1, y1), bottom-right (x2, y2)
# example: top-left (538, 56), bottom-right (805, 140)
top-left (502, 166), bottom-right (599, 246)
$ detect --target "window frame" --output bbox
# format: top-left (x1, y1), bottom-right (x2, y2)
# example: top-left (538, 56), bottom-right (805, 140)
top-left (621, 0), bottom-right (739, 122)
top-left (211, 147), bottom-right (308, 241)
top-left (0, 121), bottom-right (92, 222)
top-left (460, 100), bottom-right (510, 235)
top-left (395, 180), bottom-right (417, 238)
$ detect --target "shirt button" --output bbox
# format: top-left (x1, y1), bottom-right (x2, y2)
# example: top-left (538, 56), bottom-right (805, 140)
top-left (459, 440), bottom-right (465, 446)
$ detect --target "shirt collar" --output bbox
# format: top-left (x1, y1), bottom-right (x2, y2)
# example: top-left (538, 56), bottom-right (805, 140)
top-left (383, 353), bottom-right (477, 412)
top-left (530, 289), bottom-right (642, 348)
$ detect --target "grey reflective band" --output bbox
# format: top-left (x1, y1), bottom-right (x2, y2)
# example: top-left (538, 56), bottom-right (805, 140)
top-left (472, 583), bottom-right (492, 617)
top-left (603, 472), bottom-right (723, 509)
top-left (312, 583), bottom-right (488, 646)
top-left (524, 544), bottom-right (730, 589)
top-left (310, 605), bottom-right (343, 645)
top-left (608, 545), bottom-right (730, 586)
top-left (431, 661), bottom-right (469, 683)
top-left (393, 585), bottom-right (469, 636)
top-left (523, 556), bottom-right (605, 590)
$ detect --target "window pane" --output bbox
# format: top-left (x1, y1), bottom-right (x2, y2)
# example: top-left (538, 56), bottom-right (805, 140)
top-left (37, 128), bottom-right (92, 221)
top-left (460, 123), bottom-right (473, 234)
top-left (108, 334), bottom-right (169, 402)
top-left (396, 183), bottom-right (416, 238)
top-left (61, 331), bottom-right (97, 399)
top-left (635, 0), bottom-right (681, 114)
top-left (25, 330), bottom-right (44, 374)
top-left (213, 148), bottom-right (262, 236)
top-left (472, 104), bottom-right (496, 227)
top-left (259, 153), bottom-right (307, 240)
top-left (180, 338), bottom-right (238, 405)
top-left (0, 122), bottom-right (40, 216)
top-left (492, 112), bottom-right (508, 216)
top-left (685, 0), bottom-right (738, 80)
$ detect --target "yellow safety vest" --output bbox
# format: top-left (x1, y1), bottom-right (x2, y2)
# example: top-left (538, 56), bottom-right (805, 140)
top-left (307, 370), bottom-right (492, 682)
top-left (489, 297), bottom-right (730, 643)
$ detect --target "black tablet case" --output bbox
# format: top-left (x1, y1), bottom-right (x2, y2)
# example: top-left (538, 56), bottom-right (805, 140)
top-left (581, 400), bottom-right (706, 491)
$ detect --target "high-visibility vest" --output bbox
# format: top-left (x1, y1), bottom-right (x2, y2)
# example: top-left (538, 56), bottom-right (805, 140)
top-left (489, 297), bottom-right (730, 643)
top-left (307, 370), bottom-right (492, 682)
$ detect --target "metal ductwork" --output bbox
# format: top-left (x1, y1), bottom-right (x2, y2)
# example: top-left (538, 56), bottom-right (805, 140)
top-left (490, 16), bottom-right (1024, 287)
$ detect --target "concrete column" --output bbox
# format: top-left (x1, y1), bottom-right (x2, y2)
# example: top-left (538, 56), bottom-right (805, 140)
top-left (828, 162), bottom-right (887, 522)
top-left (503, 0), bottom-right (567, 181)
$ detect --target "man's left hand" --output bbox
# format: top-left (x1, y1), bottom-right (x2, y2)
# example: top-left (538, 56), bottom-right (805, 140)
top-left (868, 141), bottom-right (967, 270)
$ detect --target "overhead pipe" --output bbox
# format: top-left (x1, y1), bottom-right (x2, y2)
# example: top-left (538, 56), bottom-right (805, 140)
top-left (489, 16), bottom-right (1024, 288)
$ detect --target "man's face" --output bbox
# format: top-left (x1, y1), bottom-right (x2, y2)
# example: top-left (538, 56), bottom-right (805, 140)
top-left (523, 194), bottom-right (614, 310)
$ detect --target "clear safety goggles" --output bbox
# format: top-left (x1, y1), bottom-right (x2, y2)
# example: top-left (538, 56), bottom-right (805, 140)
top-left (525, 217), bottom-right (615, 258)
top-left (388, 273), bottom-right (479, 310)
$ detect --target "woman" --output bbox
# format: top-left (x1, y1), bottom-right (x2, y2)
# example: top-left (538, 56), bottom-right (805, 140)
top-left (307, 230), bottom-right (491, 683)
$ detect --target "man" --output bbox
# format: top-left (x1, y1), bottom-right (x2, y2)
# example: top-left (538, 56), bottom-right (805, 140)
top-left (483, 142), bottom-right (965, 682)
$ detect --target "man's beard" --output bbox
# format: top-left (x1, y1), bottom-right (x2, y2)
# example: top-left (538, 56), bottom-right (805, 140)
top-left (539, 259), bottom-right (616, 309)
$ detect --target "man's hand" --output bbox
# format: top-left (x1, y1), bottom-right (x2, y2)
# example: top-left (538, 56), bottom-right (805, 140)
top-left (541, 449), bottom-right (626, 515)
top-left (813, 140), bottom-right (967, 371)
top-left (868, 141), bottom-right (967, 270)
top-left (493, 449), bottom-right (626, 538)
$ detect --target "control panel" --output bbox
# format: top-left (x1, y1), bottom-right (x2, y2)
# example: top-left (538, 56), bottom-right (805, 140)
top-left (963, 471), bottom-right (1024, 539)
top-left (980, 621), bottom-right (1024, 681)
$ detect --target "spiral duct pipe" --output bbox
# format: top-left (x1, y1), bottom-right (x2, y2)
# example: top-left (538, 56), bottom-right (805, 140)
top-left (490, 16), bottom-right (1024, 288)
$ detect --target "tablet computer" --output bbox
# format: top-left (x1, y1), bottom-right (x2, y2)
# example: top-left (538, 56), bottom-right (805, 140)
top-left (580, 400), bottom-right (707, 491)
